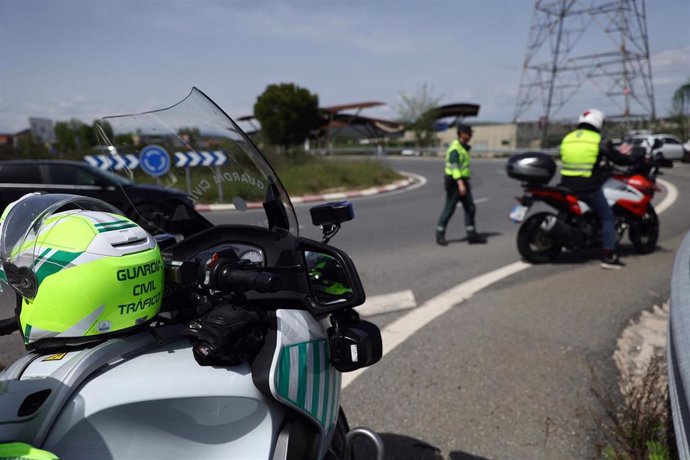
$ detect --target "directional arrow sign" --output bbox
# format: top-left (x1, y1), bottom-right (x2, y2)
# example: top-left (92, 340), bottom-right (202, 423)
top-left (110, 155), bottom-right (126, 171)
top-left (84, 155), bottom-right (101, 168)
top-left (188, 151), bottom-right (202, 167)
top-left (200, 151), bottom-right (215, 166)
top-left (124, 154), bottom-right (139, 170)
top-left (211, 150), bottom-right (228, 166)
top-left (174, 152), bottom-right (189, 167)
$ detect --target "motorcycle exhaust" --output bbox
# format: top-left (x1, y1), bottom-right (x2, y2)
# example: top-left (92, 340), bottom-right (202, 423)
top-left (344, 427), bottom-right (385, 460)
top-left (540, 215), bottom-right (581, 247)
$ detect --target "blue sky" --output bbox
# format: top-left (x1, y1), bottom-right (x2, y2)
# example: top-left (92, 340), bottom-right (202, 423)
top-left (0, 0), bottom-right (688, 133)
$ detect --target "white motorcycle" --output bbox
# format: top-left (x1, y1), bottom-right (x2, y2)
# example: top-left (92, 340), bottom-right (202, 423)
top-left (0, 88), bottom-right (384, 459)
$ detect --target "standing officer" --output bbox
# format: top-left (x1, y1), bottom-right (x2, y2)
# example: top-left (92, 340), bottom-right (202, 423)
top-left (560, 108), bottom-right (632, 269)
top-left (436, 124), bottom-right (486, 245)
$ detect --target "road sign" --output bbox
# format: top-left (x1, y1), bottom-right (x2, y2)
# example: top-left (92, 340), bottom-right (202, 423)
top-left (139, 145), bottom-right (171, 177)
top-left (174, 150), bottom-right (227, 167)
top-left (86, 149), bottom-right (226, 171)
top-left (84, 154), bottom-right (139, 171)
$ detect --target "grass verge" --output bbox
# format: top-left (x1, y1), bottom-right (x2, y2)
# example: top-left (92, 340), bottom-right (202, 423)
top-left (592, 303), bottom-right (677, 459)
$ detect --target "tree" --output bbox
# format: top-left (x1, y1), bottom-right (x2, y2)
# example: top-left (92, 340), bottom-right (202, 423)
top-left (394, 83), bottom-right (442, 148)
top-left (670, 76), bottom-right (690, 141)
top-left (254, 83), bottom-right (321, 152)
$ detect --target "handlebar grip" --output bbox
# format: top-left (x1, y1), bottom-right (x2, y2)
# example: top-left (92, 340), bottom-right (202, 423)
top-left (219, 268), bottom-right (283, 293)
top-left (0, 317), bottom-right (19, 336)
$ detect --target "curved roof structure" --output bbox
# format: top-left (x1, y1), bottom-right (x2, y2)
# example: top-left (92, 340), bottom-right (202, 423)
top-left (237, 101), bottom-right (480, 139)
top-left (425, 103), bottom-right (480, 120)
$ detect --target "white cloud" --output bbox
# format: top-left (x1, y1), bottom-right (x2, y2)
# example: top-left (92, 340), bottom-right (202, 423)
top-left (652, 46), bottom-right (690, 69)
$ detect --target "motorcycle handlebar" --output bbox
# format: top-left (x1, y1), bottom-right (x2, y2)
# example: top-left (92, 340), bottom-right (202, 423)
top-left (0, 317), bottom-right (19, 336)
top-left (218, 267), bottom-right (283, 293)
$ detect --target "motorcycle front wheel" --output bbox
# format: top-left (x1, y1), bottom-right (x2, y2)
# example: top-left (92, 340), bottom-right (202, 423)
top-left (628, 204), bottom-right (659, 254)
top-left (517, 212), bottom-right (562, 263)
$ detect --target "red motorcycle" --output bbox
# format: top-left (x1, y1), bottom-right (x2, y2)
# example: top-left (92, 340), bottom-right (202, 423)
top-left (506, 145), bottom-right (672, 263)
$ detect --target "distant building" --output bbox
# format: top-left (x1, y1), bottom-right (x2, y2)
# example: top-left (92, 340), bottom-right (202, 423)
top-left (0, 134), bottom-right (13, 146)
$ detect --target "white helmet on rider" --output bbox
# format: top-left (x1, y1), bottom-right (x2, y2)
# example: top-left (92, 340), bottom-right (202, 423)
top-left (578, 109), bottom-right (605, 131)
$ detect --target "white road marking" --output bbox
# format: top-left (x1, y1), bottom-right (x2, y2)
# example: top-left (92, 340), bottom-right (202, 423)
top-left (656, 178), bottom-right (677, 214)
top-left (343, 261), bottom-right (532, 388)
top-left (343, 179), bottom-right (679, 389)
top-left (357, 290), bottom-right (417, 317)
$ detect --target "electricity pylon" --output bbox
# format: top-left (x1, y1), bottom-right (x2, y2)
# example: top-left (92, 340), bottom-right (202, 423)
top-left (513, 0), bottom-right (656, 145)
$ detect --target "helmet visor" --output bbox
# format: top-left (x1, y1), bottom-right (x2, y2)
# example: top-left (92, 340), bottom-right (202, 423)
top-left (0, 194), bottom-right (120, 299)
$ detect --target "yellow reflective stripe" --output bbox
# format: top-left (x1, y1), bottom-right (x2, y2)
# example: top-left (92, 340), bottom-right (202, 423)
top-left (561, 162), bottom-right (594, 170)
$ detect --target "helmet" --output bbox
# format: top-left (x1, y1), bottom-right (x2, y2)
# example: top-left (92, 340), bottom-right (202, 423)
top-left (578, 109), bottom-right (605, 131)
top-left (457, 124), bottom-right (473, 135)
top-left (0, 194), bottom-right (163, 349)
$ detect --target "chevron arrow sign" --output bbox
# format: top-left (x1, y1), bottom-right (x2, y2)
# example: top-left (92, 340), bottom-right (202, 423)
top-left (174, 150), bottom-right (227, 167)
top-left (84, 154), bottom-right (139, 171)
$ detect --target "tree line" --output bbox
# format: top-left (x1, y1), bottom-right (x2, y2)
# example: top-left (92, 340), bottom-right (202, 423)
top-left (5, 78), bottom-right (689, 160)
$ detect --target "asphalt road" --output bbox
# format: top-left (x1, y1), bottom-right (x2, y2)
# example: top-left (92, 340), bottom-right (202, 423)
top-left (1, 157), bottom-right (689, 459)
top-left (331, 158), bottom-right (690, 459)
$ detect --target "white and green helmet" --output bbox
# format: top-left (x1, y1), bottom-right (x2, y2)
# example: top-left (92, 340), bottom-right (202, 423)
top-left (0, 193), bottom-right (163, 349)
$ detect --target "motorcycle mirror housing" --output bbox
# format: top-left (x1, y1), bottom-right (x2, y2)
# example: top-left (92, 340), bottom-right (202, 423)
top-left (310, 201), bottom-right (354, 244)
top-left (310, 201), bottom-right (354, 227)
top-left (298, 237), bottom-right (365, 315)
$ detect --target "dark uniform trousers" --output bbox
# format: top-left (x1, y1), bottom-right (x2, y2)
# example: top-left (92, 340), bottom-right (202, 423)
top-left (438, 175), bottom-right (476, 236)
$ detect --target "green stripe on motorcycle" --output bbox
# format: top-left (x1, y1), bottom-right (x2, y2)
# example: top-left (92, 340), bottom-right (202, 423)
top-left (311, 342), bottom-right (322, 419)
top-left (277, 340), bottom-right (336, 428)
top-left (296, 342), bottom-right (308, 408)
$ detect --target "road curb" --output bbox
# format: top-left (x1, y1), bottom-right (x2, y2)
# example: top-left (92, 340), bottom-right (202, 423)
top-left (194, 174), bottom-right (418, 212)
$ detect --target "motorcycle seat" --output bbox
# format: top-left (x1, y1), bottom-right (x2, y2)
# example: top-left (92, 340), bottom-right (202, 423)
top-left (543, 184), bottom-right (576, 196)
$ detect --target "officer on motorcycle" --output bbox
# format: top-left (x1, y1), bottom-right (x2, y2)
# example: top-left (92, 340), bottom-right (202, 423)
top-left (559, 109), bottom-right (633, 269)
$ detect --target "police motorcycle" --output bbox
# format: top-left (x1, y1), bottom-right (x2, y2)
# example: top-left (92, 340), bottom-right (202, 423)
top-left (506, 139), bottom-right (672, 263)
top-left (0, 88), bottom-right (384, 459)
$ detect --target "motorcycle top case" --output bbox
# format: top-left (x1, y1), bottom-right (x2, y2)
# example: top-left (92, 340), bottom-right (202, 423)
top-left (506, 152), bottom-right (557, 184)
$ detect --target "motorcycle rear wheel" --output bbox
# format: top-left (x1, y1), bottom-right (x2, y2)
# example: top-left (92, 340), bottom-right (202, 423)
top-left (628, 205), bottom-right (659, 254)
top-left (517, 212), bottom-right (562, 263)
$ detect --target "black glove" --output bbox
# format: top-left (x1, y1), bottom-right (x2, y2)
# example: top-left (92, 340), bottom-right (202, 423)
top-left (183, 304), bottom-right (267, 366)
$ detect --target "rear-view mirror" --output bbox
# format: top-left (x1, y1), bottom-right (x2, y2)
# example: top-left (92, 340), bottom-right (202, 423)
top-left (298, 238), bottom-right (365, 314)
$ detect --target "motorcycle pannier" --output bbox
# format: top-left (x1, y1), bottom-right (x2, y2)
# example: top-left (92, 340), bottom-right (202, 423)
top-left (506, 152), bottom-right (556, 184)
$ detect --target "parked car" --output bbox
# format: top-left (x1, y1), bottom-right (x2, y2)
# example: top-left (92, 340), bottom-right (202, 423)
top-left (0, 160), bottom-right (196, 231)
top-left (628, 133), bottom-right (688, 162)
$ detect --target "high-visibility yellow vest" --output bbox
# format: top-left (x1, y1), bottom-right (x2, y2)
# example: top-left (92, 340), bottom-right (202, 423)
top-left (445, 139), bottom-right (470, 180)
top-left (560, 129), bottom-right (601, 178)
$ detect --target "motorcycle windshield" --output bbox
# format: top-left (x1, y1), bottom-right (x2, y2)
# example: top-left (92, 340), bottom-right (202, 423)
top-left (93, 87), bottom-right (298, 236)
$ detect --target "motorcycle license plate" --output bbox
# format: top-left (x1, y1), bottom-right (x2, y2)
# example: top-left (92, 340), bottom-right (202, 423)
top-left (509, 205), bottom-right (529, 223)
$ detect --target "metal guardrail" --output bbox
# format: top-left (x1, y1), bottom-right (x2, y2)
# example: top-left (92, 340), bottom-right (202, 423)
top-left (668, 231), bottom-right (690, 458)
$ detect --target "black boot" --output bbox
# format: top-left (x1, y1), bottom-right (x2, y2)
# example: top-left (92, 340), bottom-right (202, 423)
top-left (467, 233), bottom-right (487, 244)
top-left (436, 231), bottom-right (448, 246)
